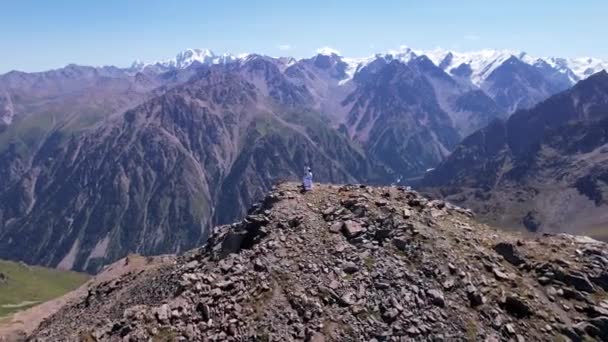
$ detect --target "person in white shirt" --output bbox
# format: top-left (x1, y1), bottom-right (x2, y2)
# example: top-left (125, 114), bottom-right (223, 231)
top-left (302, 166), bottom-right (313, 191)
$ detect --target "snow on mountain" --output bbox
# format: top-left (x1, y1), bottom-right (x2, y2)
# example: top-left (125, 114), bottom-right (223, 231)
top-left (558, 57), bottom-right (608, 81)
top-left (420, 48), bottom-right (607, 86)
top-left (130, 47), bottom-right (608, 88)
top-left (340, 55), bottom-right (376, 85)
top-left (338, 46), bottom-right (418, 85)
top-left (420, 48), bottom-right (534, 86)
top-left (134, 48), bottom-right (242, 71)
top-left (315, 47), bottom-right (342, 56)
top-left (385, 45), bottom-right (418, 63)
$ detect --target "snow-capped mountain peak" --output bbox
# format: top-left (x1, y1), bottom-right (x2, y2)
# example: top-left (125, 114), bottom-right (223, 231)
top-left (315, 47), bottom-right (342, 56)
top-left (133, 48), bottom-right (239, 71)
top-left (423, 48), bottom-right (525, 85)
top-left (415, 47), bottom-right (607, 85)
top-left (386, 45), bottom-right (418, 63)
top-left (173, 48), bottom-right (215, 68)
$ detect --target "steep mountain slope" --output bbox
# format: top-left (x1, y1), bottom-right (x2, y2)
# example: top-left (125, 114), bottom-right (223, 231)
top-left (29, 183), bottom-right (608, 341)
top-left (422, 71), bottom-right (608, 239)
top-left (0, 64), bottom-right (376, 273)
top-left (481, 56), bottom-right (572, 113)
top-left (408, 55), bottom-right (503, 136)
top-left (342, 57), bottom-right (459, 178)
top-left (285, 51), bottom-right (502, 179)
top-left (0, 64), bottom-right (178, 192)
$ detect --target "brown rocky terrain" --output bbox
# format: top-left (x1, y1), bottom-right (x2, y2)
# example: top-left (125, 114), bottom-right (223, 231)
top-left (23, 182), bottom-right (608, 341)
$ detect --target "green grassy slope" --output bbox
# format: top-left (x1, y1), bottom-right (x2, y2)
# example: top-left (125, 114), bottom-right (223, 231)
top-left (0, 260), bottom-right (89, 317)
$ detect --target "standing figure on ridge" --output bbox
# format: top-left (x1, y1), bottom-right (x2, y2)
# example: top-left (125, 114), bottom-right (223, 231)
top-left (302, 166), bottom-right (313, 192)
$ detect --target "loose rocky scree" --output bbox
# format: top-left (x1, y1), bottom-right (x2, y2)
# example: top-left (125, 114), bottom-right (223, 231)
top-left (30, 183), bottom-right (608, 341)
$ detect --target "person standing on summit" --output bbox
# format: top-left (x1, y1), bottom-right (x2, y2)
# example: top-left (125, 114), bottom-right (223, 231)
top-left (302, 166), bottom-right (313, 192)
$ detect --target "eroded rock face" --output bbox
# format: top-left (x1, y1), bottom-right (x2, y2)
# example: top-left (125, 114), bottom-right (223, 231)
top-left (31, 183), bottom-right (608, 341)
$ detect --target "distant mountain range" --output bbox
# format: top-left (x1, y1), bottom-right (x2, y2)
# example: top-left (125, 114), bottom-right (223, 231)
top-left (131, 47), bottom-right (608, 85)
top-left (0, 46), bottom-right (606, 272)
top-left (422, 71), bottom-right (608, 240)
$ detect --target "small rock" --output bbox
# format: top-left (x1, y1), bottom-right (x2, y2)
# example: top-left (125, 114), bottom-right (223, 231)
top-left (329, 280), bottom-right (341, 289)
top-left (342, 220), bottom-right (365, 238)
top-left (375, 200), bottom-right (388, 207)
top-left (393, 236), bottom-right (410, 251)
top-left (329, 222), bottom-right (342, 233)
top-left (382, 308), bottom-right (400, 322)
top-left (403, 208), bottom-right (413, 218)
top-left (492, 315), bottom-right (503, 329)
top-left (184, 260), bottom-right (199, 270)
top-left (334, 243), bottom-right (347, 253)
top-left (154, 304), bottom-right (170, 323)
top-left (339, 292), bottom-right (357, 306)
top-left (466, 285), bottom-right (484, 307)
top-left (426, 289), bottom-right (445, 307)
top-left (343, 262), bottom-right (359, 274)
top-left (537, 276), bottom-right (551, 285)
top-left (494, 242), bottom-right (526, 266)
top-left (374, 281), bottom-right (390, 290)
top-left (219, 259), bottom-right (233, 273)
top-left (406, 326), bottom-right (420, 336)
top-left (493, 268), bottom-right (511, 281)
top-left (253, 258), bottom-right (266, 272)
top-left (442, 279), bottom-right (455, 290)
top-left (503, 295), bottom-right (532, 318)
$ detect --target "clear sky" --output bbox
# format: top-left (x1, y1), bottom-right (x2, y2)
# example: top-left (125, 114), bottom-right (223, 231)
top-left (1, 0), bottom-right (606, 73)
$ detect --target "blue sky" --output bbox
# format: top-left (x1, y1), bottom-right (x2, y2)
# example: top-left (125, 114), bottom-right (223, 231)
top-left (1, 0), bottom-right (606, 73)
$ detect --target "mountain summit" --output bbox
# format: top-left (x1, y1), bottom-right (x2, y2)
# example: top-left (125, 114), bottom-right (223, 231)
top-left (30, 182), bottom-right (608, 341)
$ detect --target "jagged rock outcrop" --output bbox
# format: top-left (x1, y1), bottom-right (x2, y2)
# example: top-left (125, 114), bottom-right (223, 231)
top-left (30, 183), bottom-right (608, 341)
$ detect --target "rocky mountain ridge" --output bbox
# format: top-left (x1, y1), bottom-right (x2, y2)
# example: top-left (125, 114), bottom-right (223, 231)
top-left (27, 182), bottom-right (608, 341)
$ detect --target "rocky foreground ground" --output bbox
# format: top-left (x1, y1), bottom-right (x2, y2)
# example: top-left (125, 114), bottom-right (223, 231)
top-left (29, 183), bottom-right (608, 341)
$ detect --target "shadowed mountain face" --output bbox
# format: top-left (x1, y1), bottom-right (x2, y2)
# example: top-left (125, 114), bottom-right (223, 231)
top-left (422, 71), bottom-right (608, 240)
top-left (0, 52), bottom-right (589, 272)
